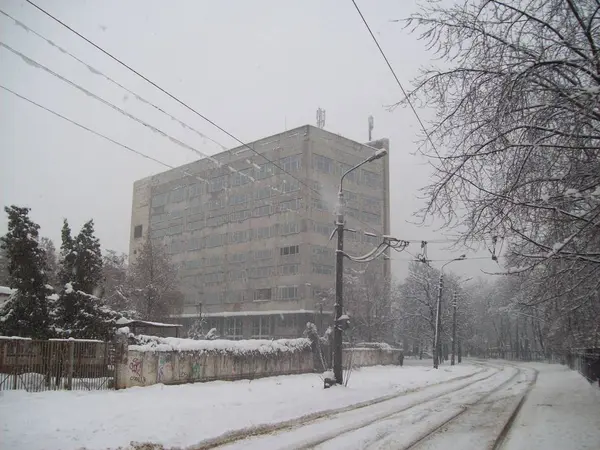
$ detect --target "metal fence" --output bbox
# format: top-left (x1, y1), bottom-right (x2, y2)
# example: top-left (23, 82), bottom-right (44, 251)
top-left (0, 337), bottom-right (123, 391)
top-left (566, 349), bottom-right (600, 386)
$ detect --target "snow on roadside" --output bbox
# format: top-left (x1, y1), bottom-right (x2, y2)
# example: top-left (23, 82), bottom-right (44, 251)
top-left (503, 363), bottom-right (600, 450)
top-left (0, 362), bottom-right (479, 450)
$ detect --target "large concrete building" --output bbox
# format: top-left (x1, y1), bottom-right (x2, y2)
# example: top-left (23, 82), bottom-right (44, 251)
top-left (129, 125), bottom-right (390, 338)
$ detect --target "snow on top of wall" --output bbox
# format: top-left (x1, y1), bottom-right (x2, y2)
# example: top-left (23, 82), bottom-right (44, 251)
top-left (129, 335), bottom-right (312, 356)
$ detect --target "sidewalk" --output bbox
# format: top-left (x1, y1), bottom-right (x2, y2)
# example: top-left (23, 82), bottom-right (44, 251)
top-left (503, 363), bottom-right (600, 450)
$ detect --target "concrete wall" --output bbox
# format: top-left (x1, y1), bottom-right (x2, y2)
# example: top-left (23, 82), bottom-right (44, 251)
top-left (116, 346), bottom-right (402, 389)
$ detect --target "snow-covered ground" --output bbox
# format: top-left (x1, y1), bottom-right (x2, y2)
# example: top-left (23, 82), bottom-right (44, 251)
top-left (503, 362), bottom-right (600, 450)
top-left (0, 360), bottom-right (480, 450)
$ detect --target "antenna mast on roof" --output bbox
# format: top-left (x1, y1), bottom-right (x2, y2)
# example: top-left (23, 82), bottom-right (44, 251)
top-left (316, 108), bottom-right (326, 129)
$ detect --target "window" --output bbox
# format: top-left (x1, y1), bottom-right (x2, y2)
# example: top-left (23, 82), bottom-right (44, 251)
top-left (280, 154), bottom-right (301, 172)
top-left (255, 187), bottom-right (273, 200)
top-left (313, 222), bottom-right (334, 237)
top-left (254, 288), bottom-right (272, 301)
top-left (188, 183), bottom-right (203, 198)
top-left (312, 198), bottom-right (327, 211)
top-left (281, 179), bottom-right (300, 193)
top-left (280, 222), bottom-right (299, 236)
top-left (205, 234), bottom-right (224, 248)
top-left (362, 194), bottom-right (381, 212)
top-left (255, 162), bottom-right (274, 180)
top-left (314, 154), bottom-right (334, 174)
top-left (253, 205), bottom-right (272, 217)
top-left (225, 317), bottom-right (243, 340)
top-left (312, 263), bottom-right (334, 275)
top-left (361, 169), bottom-right (382, 188)
top-left (206, 255), bottom-right (222, 266)
top-left (206, 214), bottom-right (227, 227)
top-left (278, 285), bottom-right (299, 300)
top-left (228, 269), bottom-right (246, 282)
top-left (338, 162), bottom-right (357, 183)
top-left (312, 245), bottom-right (334, 260)
top-left (248, 266), bottom-right (272, 278)
top-left (343, 190), bottom-right (358, 203)
top-left (231, 168), bottom-right (252, 186)
top-left (151, 193), bottom-right (168, 207)
top-left (347, 207), bottom-right (360, 219)
top-left (280, 245), bottom-right (299, 256)
top-left (209, 175), bottom-right (227, 193)
top-left (134, 225), bottom-right (143, 239)
top-left (171, 187), bottom-right (185, 203)
top-left (228, 230), bottom-right (251, 244)
top-left (279, 198), bottom-right (301, 212)
top-left (188, 219), bottom-right (204, 231)
top-left (279, 264), bottom-right (299, 276)
top-left (362, 211), bottom-right (382, 224)
top-left (230, 210), bottom-right (250, 222)
top-left (168, 240), bottom-right (186, 254)
top-left (254, 225), bottom-right (273, 240)
top-left (229, 193), bottom-right (248, 206)
top-left (280, 314), bottom-right (298, 331)
top-left (204, 292), bottom-right (225, 305)
top-left (252, 316), bottom-right (272, 339)
top-left (204, 271), bottom-right (225, 285)
top-left (254, 249), bottom-right (273, 260)
top-left (167, 224), bottom-right (183, 235)
top-left (188, 238), bottom-right (202, 251)
top-left (226, 291), bottom-right (245, 303)
top-left (229, 252), bottom-right (247, 263)
top-left (183, 259), bottom-right (202, 269)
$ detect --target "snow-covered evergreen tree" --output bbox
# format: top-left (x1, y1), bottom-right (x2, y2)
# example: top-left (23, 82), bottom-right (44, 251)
top-left (101, 250), bottom-right (138, 318)
top-left (187, 316), bottom-right (206, 340)
top-left (40, 237), bottom-right (59, 289)
top-left (0, 206), bottom-right (53, 338)
top-left (55, 219), bottom-right (119, 339)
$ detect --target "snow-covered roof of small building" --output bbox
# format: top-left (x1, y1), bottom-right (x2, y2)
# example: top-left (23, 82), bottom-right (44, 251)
top-left (0, 286), bottom-right (15, 296)
top-left (116, 318), bottom-right (183, 328)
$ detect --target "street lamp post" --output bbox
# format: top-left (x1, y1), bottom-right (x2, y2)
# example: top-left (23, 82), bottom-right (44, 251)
top-left (333, 148), bottom-right (387, 385)
top-left (451, 276), bottom-right (472, 366)
top-left (433, 255), bottom-right (465, 369)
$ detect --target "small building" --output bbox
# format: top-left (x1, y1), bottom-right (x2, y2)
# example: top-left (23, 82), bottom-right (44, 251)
top-left (116, 318), bottom-right (183, 338)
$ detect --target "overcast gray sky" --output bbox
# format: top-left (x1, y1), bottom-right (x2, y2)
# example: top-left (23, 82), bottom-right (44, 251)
top-left (0, 0), bottom-right (499, 280)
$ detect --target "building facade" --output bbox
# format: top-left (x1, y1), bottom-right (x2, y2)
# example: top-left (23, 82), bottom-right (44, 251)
top-left (129, 125), bottom-right (390, 338)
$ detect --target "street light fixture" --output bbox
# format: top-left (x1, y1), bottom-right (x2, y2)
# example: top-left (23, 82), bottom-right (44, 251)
top-left (333, 148), bottom-right (388, 385)
top-left (433, 254), bottom-right (466, 369)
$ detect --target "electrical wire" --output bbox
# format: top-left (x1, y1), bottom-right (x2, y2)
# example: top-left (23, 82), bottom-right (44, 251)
top-left (23, 0), bottom-right (334, 202)
top-left (0, 9), bottom-right (228, 152)
top-left (349, 0), bottom-right (444, 161)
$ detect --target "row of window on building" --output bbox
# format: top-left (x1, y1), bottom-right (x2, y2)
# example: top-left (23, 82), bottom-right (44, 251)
top-left (313, 154), bottom-right (383, 188)
top-left (197, 285), bottom-right (302, 305)
top-left (151, 155), bottom-right (303, 208)
top-left (202, 314), bottom-right (300, 340)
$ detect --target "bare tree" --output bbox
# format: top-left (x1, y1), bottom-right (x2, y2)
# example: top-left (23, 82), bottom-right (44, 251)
top-left (401, 0), bottom-right (600, 350)
top-left (127, 239), bottom-right (183, 321)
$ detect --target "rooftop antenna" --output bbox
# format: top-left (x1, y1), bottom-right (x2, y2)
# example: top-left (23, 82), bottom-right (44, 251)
top-left (368, 115), bottom-right (374, 141)
top-left (316, 108), bottom-right (326, 129)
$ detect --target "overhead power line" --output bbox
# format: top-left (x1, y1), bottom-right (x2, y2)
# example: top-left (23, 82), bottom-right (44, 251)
top-left (0, 9), bottom-right (227, 152)
top-left (349, 0), bottom-right (444, 161)
top-left (23, 0), bottom-right (326, 200)
top-left (21, 0), bottom-right (389, 239)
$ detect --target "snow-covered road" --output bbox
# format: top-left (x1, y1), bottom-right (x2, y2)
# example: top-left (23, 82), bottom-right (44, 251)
top-left (217, 361), bottom-right (533, 450)
top-left (0, 360), bottom-right (481, 450)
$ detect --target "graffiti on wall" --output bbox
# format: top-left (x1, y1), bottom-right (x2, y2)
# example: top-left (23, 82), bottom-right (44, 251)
top-left (191, 357), bottom-right (203, 380)
top-left (129, 357), bottom-right (146, 383)
top-left (157, 354), bottom-right (172, 383)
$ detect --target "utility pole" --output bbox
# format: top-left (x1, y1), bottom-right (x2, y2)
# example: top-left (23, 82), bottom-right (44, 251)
top-left (451, 291), bottom-right (457, 365)
top-left (332, 148), bottom-right (388, 385)
top-left (333, 190), bottom-right (345, 385)
top-left (434, 272), bottom-right (443, 369)
top-left (368, 115), bottom-right (374, 141)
